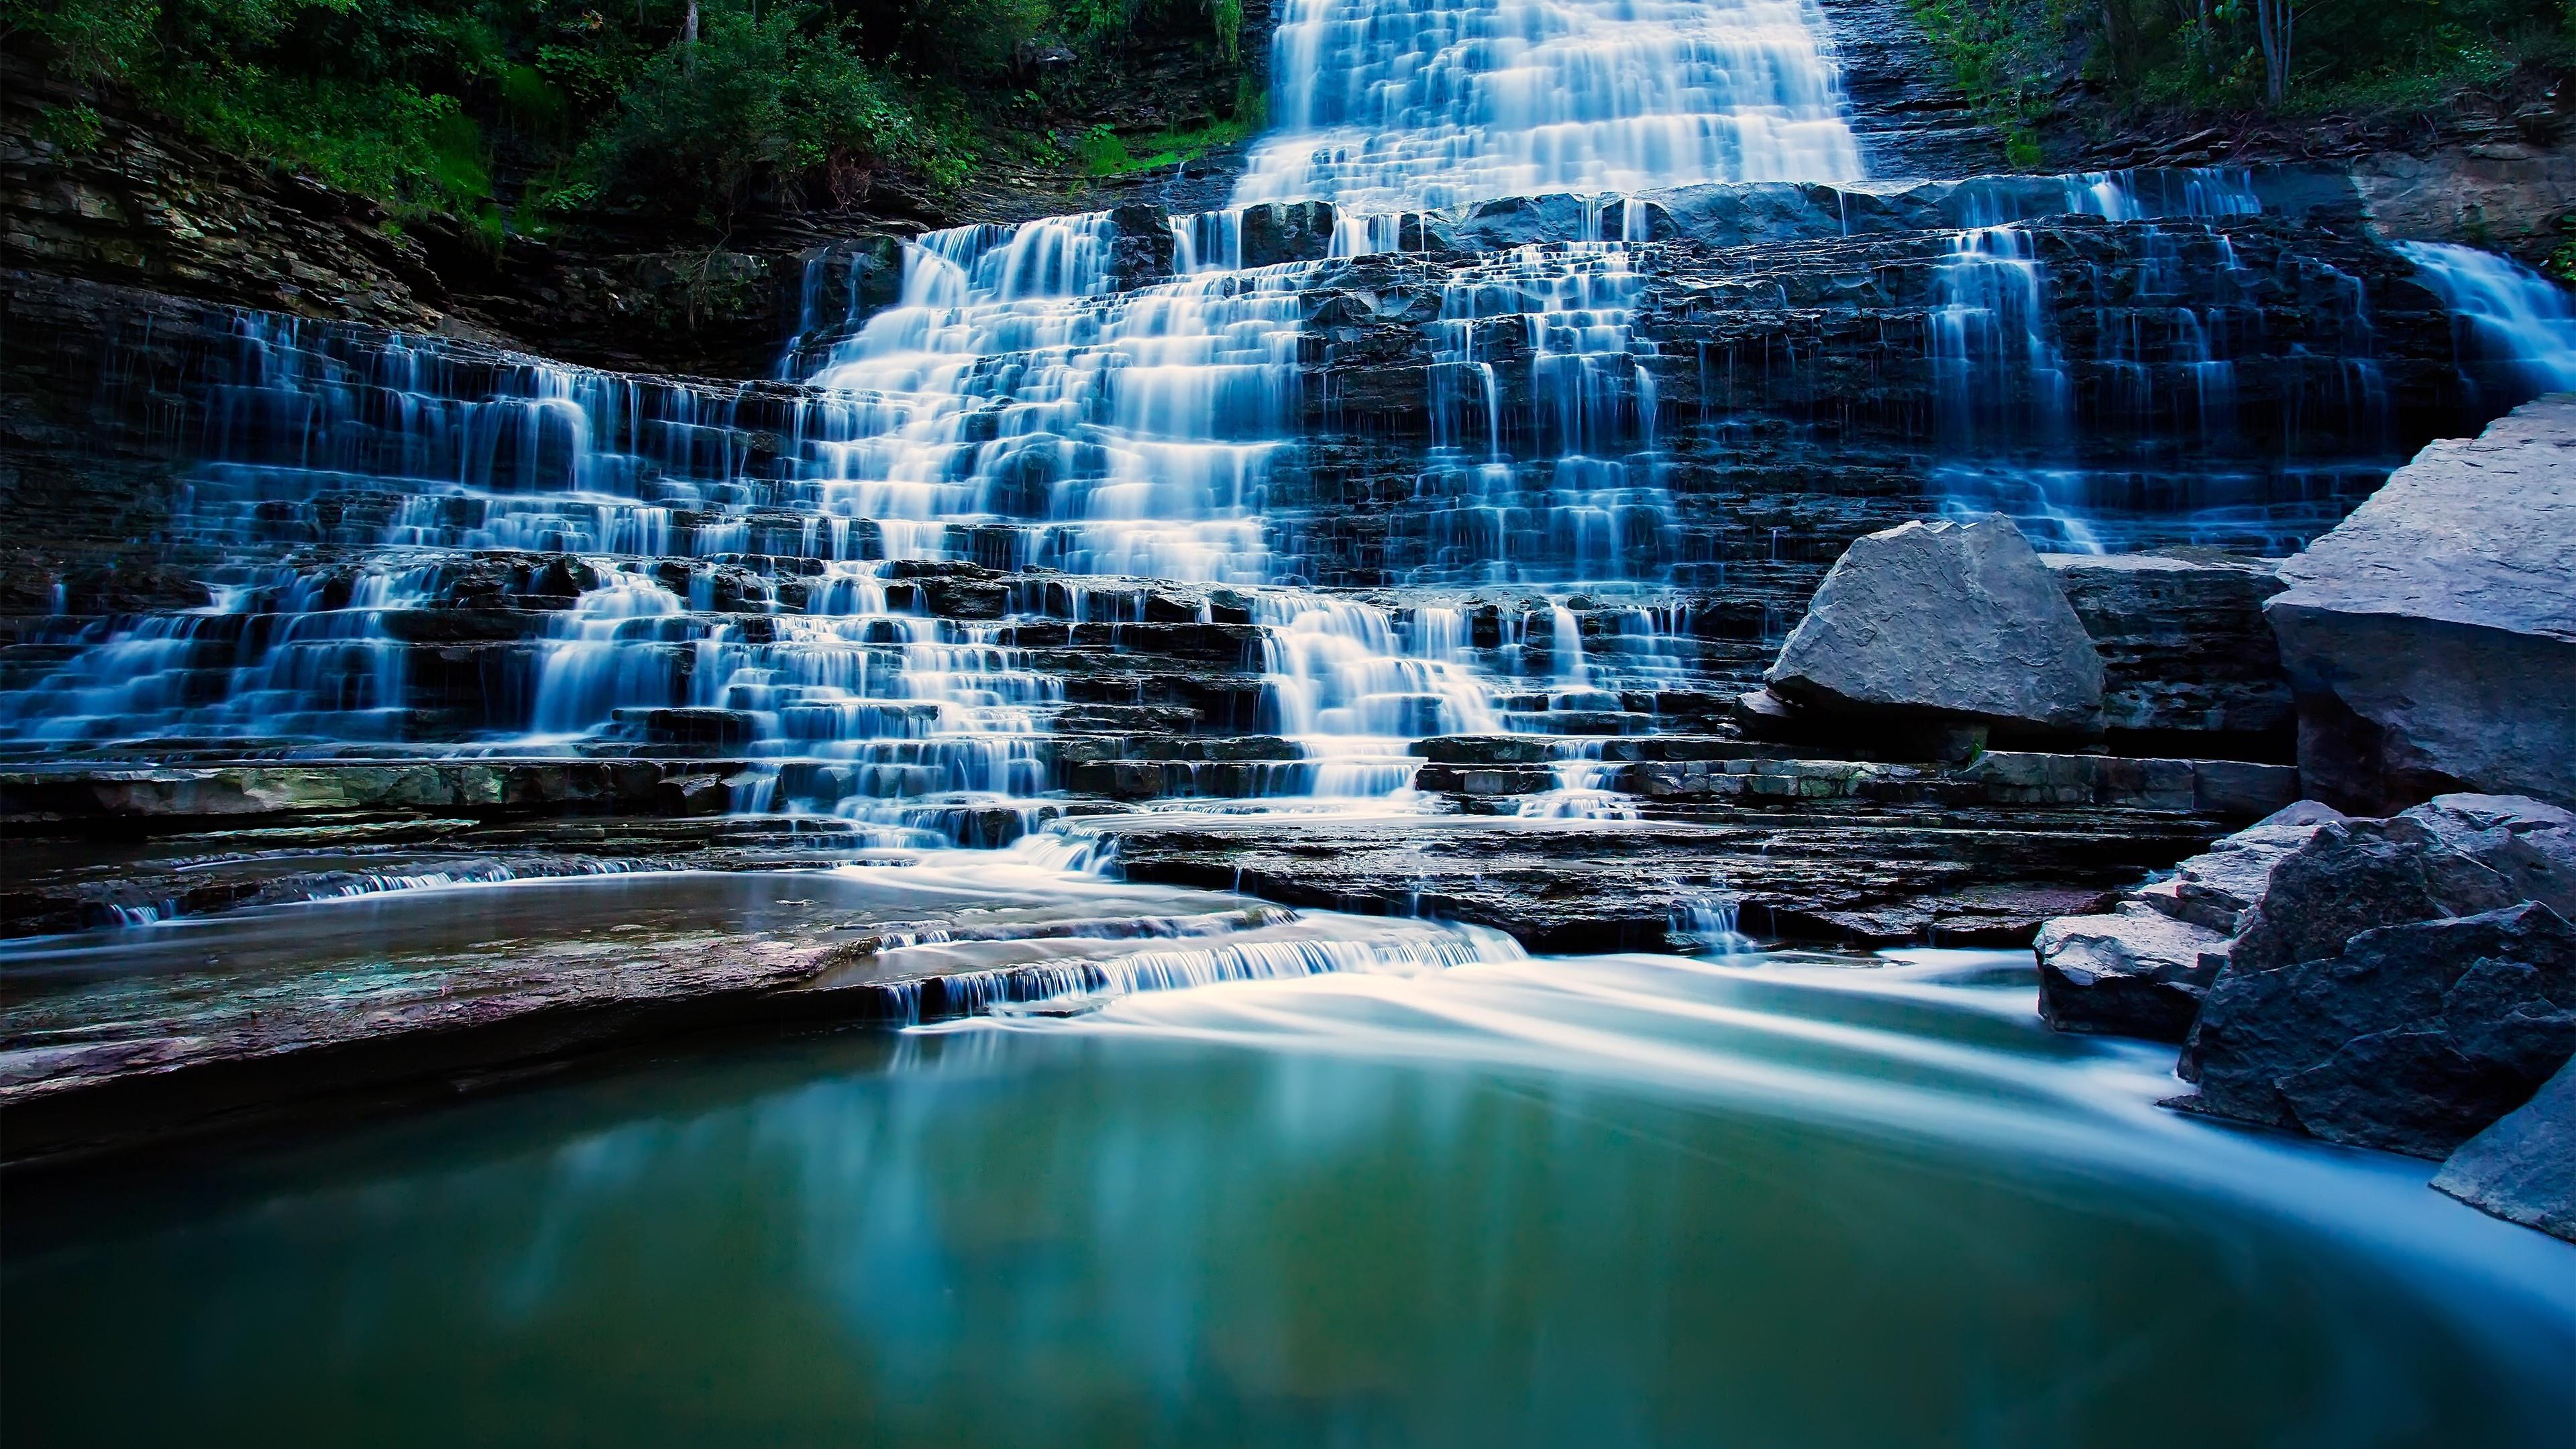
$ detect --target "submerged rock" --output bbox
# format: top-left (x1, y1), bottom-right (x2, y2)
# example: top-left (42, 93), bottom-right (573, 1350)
top-left (2265, 394), bottom-right (2576, 813)
top-left (1763, 517), bottom-right (2104, 735)
top-left (2433, 1054), bottom-right (2576, 1242)
top-left (2178, 902), bottom-right (2576, 1157)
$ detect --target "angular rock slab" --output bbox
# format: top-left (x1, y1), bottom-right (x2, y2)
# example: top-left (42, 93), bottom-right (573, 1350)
top-left (2267, 393), bottom-right (2576, 812)
top-left (2178, 902), bottom-right (2576, 1158)
top-left (1766, 516), bottom-right (2104, 733)
top-left (2434, 1053), bottom-right (2576, 1242)
top-left (2037, 800), bottom-right (2342, 1040)
top-left (2035, 902), bottom-right (2231, 1041)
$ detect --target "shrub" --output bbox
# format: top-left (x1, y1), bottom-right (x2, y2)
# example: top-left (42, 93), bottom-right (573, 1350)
top-left (583, 2), bottom-right (959, 225)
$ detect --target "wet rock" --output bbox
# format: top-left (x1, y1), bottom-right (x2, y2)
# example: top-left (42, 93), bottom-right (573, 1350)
top-left (1104, 203), bottom-right (1178, 290)
top-left (1095, 810), bottom-right (2208, 951)
top-left (2036, 902), bottom-right (2232, 1040)
top-left (2043, 551), bottom-right (2292, 757)
top-left (2433, 1054), bottom-right (2576, 1242)
top-left (2178, 902), bottom-right (2576, 1156)
top-left (2399, 793), bottom-right (2576, 918)
top-left (2129, 802), bottom-right (2348, 934)
top-left (1764, 517), bottom-right (2104, 735)
top-left (614, 707), bottom-right (757, 750)
top-left (2266, 394), bottom-right (2576, 813)
top-left (2213, 813), bottom-right (2529, 980)
top-left (1810, 0), bottom-right (2008, 178)
top-left (1238, 201), bottom-right (1337, 266)
top-left (2036, 800), bottom-right (2345, 1038)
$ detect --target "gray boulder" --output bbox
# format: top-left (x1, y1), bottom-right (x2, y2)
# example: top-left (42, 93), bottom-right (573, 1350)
top-left (2199, 794), bottom-right (2575, 986)
top-left (1236, 201), bottom-right (1337, 268)
top-left (2037, 800), bottom-right (2343, 1040)
top-left (2265, 393), bottom-right (2576, 812)
top-left (2035, 903), bottom-right (2231, 1040)
top-left (1765, 516), bottom-right (2104, 734)
top-left (2178, 902), bottom-right (2576, 1157)
top-left (2434, 1053), bottom-right (2576, 1242)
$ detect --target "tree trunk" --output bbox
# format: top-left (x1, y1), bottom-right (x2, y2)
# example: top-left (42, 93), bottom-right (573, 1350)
top-left (2254, 0), bottom-right (2290, 105)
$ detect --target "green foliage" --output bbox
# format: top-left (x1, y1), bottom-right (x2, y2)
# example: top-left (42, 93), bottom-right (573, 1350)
top-left (7, 0), bottom-right (1260, 235)
top-left (1076, 111), bottom-right (1258, 176)
top-left (1908, 0), bottom-right (2573, 133)
top-left (584, 1), bottom-right (963, 223)
top-left (28, 101), bottom-right (109, 153)
top-left (3, 0), bottom-right (159, 82)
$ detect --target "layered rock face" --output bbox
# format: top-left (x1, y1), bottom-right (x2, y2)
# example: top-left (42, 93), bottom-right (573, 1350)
top-left (0, 160), bottom-right (2561, 950)
top-left (2267, 393), bottom-right (2576, 814)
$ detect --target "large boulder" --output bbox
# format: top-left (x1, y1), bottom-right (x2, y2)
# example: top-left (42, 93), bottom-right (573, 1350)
top-left (2197, 795), bottom-right (2573, 985)
top-left (2042, 551), bottom-right (2292, 755)
top-left (2177, 902), bottom-right (2576, 1157)
top-left (1764, 516), bottom-right (2104, 735)
top-left (2036, 801), bottom-right (2343, 1040)
top-left (2433, 1053), bottom-right (2576, 1242)
top-left (2265, 393), bottom-right (2576, 813)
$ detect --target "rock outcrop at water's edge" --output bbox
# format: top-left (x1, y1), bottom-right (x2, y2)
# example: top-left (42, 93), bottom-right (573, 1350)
top-left (2433, 1053), bottom-right (2576, 1243)
top-left (2265, 394), bottom-right (2576, 815)
top-left (2036, 800), bottom-right (2343, 1039)
top-left (2180, 902), bottom-right (2576, 1159)
top-left (2034, 792), bottom-right (2576, 1218)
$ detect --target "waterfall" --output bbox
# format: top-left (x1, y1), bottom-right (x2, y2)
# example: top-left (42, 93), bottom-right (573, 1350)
top-left (2394, 241), bottom-right (2576, 400)
top-left (0, 2), bottom-right (2550, 855)
top-left (1236, 0), bottom-right (1865, 212)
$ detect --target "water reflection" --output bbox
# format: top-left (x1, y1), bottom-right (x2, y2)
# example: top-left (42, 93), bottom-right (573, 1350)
top-left (7, 952), bottom-right (2570, 1446)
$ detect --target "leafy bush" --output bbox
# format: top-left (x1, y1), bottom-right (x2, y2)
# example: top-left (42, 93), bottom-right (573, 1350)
top-left (583, 3), bottom-right (955, 225)
top-left (5, 0), bottom-right (1259, 234)
top-left (1907, 0), bottom-right (2573, 127)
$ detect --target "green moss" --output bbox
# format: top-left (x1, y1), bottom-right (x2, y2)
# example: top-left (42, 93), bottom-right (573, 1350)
top-left (1078, 112), bottom-right (1260, 176)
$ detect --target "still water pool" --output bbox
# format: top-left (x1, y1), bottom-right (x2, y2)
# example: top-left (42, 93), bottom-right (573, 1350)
top-left (6, 930), bottom-right (2571, 1446)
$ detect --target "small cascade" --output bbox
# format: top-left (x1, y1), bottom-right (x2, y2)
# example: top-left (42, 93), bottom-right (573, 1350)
top-left (1922, 169), bottom-right (2394, 551)
top-left (1254, 592), bottom-right (1497, 796)
top-left (1238, 0), bottom-right (1864, 212)
top-left (2395, 241), bottom-right (2576, 400)
top-left (1405, 221), bottom-right (1679, 586)
top-left (1930, 225), bottom-right (2072, 450)
top-left (1667, 888), bottom-right (1755, 953)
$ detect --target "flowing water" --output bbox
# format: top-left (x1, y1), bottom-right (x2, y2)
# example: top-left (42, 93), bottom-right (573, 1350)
top-left (5, 910), bottom-right (2571, 1445)
top-left (9, 0), bottom-right (2576, 1427)
top-left (13, 0), bottom-right (2570, 838)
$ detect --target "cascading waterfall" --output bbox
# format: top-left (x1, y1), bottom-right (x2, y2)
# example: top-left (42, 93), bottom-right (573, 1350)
top-left (2395, 241), bottom-right (2576, 399)
top-left (1237, 0), bottom-right (1865, 211)
top-left (9, 0), bottom-right (2576, 863)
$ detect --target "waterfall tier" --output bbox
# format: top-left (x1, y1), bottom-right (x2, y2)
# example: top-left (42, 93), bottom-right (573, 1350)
top-left (8, 166), bottom-right (2560, 859)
